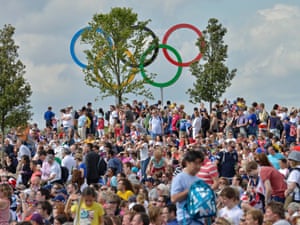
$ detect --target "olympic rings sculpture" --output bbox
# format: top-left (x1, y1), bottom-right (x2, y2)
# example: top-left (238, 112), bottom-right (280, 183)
top-left (70, 23), bottom-right (203, 88)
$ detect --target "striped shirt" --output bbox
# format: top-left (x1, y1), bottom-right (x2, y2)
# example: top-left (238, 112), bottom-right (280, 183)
top-left (197, 158), bottom-right (219, 186)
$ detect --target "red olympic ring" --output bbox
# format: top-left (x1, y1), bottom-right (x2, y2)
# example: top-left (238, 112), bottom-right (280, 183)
top-left (162, 23), bottom-right (203, 67)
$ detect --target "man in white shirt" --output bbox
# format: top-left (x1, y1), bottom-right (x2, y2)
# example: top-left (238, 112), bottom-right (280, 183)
top-left (44, 154), bottom-right (61, 184)
top-left (61, 147), bottom-right (76, 181)
top-left (149, 109), bottom-right (163, 139)
top-left (16, 139), bottom-right (31, 161)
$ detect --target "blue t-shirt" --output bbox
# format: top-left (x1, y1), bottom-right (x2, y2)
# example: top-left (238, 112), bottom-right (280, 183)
top-left (267, 153), bottom-right (284, 170)
top-left (247, 113), bottom-right (257, 127)
top-left (171, 171), bottom-right (199, 222)
top-left (79, 162), bottom-right (87, 177)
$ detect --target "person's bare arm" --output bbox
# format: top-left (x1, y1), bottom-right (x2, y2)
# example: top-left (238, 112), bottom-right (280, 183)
top-left (171, 189), bottom-right (189, 203)
top-left (264, 179), bottom-right (272, 205)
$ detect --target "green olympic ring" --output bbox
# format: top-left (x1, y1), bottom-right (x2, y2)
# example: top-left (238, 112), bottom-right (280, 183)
top-left (139, 44), bottom-right (183, 88)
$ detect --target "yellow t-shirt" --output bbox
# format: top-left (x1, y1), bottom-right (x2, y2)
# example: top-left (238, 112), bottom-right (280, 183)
top-left (117, 190), bottom-right (135, 201)
top-left (71, 201), bottom-right (104, 225)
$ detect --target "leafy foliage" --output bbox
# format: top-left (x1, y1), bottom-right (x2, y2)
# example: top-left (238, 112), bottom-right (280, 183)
top-left (0, 24), bottom-right (32, 138)
top-left (187, 18), bottom-right (237, 109)
top-left (82, 7), bottom-right (157, 104)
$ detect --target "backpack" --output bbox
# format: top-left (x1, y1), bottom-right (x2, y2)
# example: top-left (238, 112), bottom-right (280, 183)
top-left (60, 166), bottom-right (69, 183)
top-left (290, 123), bottom-right (297, 137)
top-left (183, 179), bottom-right (217, 225)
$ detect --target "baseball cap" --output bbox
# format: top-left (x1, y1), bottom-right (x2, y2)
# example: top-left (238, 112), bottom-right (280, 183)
top-left (56, 188), bottom-right (68, 196)
top-left (52, 194), bottom-right (66, 203)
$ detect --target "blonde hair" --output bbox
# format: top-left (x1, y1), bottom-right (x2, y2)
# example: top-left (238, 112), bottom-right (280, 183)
top-left (136, 193), bottom-right (145, 205)
top-left (153, 148), bottom-right (162, 159)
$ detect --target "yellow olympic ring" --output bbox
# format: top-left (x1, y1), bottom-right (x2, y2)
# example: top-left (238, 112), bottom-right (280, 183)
top-left (93, 48), bottom-right (138, 89)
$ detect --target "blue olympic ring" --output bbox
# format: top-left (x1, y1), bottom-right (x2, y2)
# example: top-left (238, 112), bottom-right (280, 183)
top-left (70, 26), bottom-right (113, 69)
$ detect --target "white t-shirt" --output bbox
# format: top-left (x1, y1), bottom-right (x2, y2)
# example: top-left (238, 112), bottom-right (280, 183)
top-left (17, 145), bottom-right (31, 160)
top-left (62, 113), bottom-right (73, 128)
top-left (192, 116), bottom-right (202, 138)
top-left (287, 167), bottom-right (300, 201)
top-left (218, 205), bottom-right (243, 225)
top-left (62, 155), bottom-right (76, 181)
top-left (109, 110), bottom-right (118, 125)
top-left (150, 116), bottom-right (163, 134)
top-left (139, 143), bottom-right (149, 161)
top-left (50, 161), bottom-right (62, 182)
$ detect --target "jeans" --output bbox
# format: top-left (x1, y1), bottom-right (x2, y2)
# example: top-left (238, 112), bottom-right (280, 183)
top-left (271, 195), bottom-right (285, 203)
top-left (140, 157), bottom-right (150, 179)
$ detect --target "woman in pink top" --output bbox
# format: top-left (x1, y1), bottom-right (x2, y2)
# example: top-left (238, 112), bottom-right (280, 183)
top-left (0, 183), bottom-right (13, 225)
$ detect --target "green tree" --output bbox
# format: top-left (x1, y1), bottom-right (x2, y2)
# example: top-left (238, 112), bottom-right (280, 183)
top-left (82, 7), bottom-right (156, 105)
top-left (0, 24), bottom-right (32, 142)
top-left (187, 18), bottom-right (237, 111)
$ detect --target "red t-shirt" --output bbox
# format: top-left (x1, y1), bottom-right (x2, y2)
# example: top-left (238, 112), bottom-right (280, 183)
top-left (260, 166), bottom-right (287, 198)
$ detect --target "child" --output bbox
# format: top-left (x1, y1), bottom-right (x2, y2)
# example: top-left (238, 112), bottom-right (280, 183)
top-left (218, 186), bottom-right (244, 225)
top-left (0, 183), bottom-right (13, 225)
top-left (97, 115), bottom-right (105, 138)
top-left (71, 186), bottom-right (104, 225)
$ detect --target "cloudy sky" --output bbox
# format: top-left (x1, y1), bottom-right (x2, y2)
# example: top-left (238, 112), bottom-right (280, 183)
top-left (1, 0), bottom-right (299, 127)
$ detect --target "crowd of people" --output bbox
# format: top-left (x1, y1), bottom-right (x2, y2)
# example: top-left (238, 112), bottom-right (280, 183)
top-left (1, 97), bottom-right (300, 225)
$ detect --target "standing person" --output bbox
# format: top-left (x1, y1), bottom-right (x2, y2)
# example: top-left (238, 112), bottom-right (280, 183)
top-left (201, 112), bottom-right (210, 138)
top-left (97, 114), bottom-right (105, 138)
top-left (170, 150), bottom-right (204, 225)
top-left (149, 109), bottom-right (163, 140)
top-left (124, 103), bottom-right (135, 134)
top-left (44, 106), bottom-right (55, 128)
top-left (86, 102), bottom-right (94, 135)
top-left (192, 110), bottom-right (202, 140)
top-left (136, 135), bottom-right (150, 179)
top-left (282, 117), bottom-right (297, 146)
top-left (0, 183), bottom-right (13, 225)
top-left (197, 148), bottom-right (219, 190)
top-left (77, 108), bottom-right (87, 141)
top-left (236, 108), bottom-right (248, 137)
top-left (284, 151), bottom-right (300, 206)
top-left (216, 141), bottom-right (238, 181)
top-left (246, 161), bottom-right (287, 205)
top-left (71, 186), bottom-right (104, 225)
top-left (84, 143), bottom-right (100, 185)
top-left (61, 107), bottom-right (74, 136)
top-left (247, 107), bottom-right (258, 137)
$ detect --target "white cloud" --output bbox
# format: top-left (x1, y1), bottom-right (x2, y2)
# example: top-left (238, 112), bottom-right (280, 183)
top-left (258, 4), bottom-right (299, 21)
top-left (2, 1), bottom-right (300, 125)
